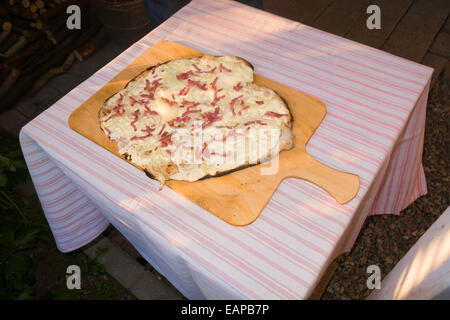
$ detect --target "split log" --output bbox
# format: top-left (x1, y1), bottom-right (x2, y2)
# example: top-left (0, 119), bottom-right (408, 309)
top-left (0, 33), bottom-right (17, 53)
top-left (0, 68), bottom-right (21, 99)
top-left (0, 35), bottom-right (27, 58)
top-left (40, 0), bottom-right (86, 22)
top-left (29, 4), bottom-right (37, 13)
top-left (3, 37), bottom-right (45, 67)
top-left (31, 51), bottom-right (76, 94)
top-left (76, 27), bottom-right (110, 60)
top-left (21, 0), bottom-right (30, 8)
top-left (0, 22), bottom-right (12, 44)
top-left (35, 0), bottom-right (44, 9)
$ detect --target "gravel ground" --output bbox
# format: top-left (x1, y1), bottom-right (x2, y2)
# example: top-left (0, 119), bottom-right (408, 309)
top-left (321, 71), bottom-right (450, 299)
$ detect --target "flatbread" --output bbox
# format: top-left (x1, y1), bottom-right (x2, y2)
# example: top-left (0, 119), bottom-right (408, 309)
top-left (98, 55), bottom-right (293, 186)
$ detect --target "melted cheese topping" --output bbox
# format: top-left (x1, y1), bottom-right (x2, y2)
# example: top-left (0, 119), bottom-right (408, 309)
top-left (99, 55), bottom-right (293, 184)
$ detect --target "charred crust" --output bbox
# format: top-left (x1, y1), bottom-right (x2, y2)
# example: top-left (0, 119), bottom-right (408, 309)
top-left (275, 91), bottom-right (293, 126)
top-left (123, 152), bottom-right (132, 161)
top-left (235, 56), bottom-right (254, 71)
top-left (198, 162), bottom-right (259, 180)
top-left (144, 169), bottom-right (157, 180)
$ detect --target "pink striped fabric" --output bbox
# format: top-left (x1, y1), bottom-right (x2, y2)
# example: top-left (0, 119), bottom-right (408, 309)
top-left (19, 0), bottom-right (433, 299)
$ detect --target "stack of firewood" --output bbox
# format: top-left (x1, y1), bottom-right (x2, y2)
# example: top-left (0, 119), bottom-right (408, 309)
top-left (0, 0), bottom-right (110, 112)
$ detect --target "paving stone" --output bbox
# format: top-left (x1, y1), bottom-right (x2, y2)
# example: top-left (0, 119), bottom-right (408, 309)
top-left (444, 60), bottom-right (450, 82)
top-left (309, 259), bottom-right (340, 299)
top-left (429, 17), bottom-right (450, 58)
top-left (263, 0), bottom-right (295, 18)
top-left (284, 0), bottom-right (333, 25)
top-left (108, 228), bottom-right (142, 259)
top-left (47, 40), bottom-right (122, 96)
top-left (14, 85), bottom-right (63, 118)
top-left (84, 237), bottom-right (145, 290)
top-left (422, 52), bottom-right (448, 87)
top-left (130, 270), bottom-right (184, 300)
top-left (71, 41), bottom-right (122, 80)
top-left (382, 0), bottom-right (449, 62)
top-left (345, 0), bottom-right (413, 49)
top-left (313, 0), bottom-right (373, 36)
top-left (47, 73), bottom-right (84, 95)
top-left (84, 236), bottom-right (184, 300)
top-left (0, 108), bottom-right (28, 137)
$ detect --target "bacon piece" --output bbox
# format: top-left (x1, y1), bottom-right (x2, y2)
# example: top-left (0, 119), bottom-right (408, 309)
top-left (202, 107), bottom-right (222, 129)
top-left (205, 66), bottom-right (216, 73)
top-left (159, 131), bottom-right (174, 147)
top-left (117, 94), bottom-right (124, 105)
top-left (182, 109), bottom-right (201, 117)
top-left (230, 94), bottom-right (244, 116)
top-left (144, 105), bottom-right (159, 116)
top-left (158, 124), bottom-right (166, 135)
top-left (221, 129), bottom-right (246, 142)
top-left (140, 94), bottom-right (153, 100)
top-left (130, 126), bottom-right (155, 141)
top-left (210, 152), bottom-right (228, 157)
top-left (130, 96), bottom-right (147, 106)
top-left (193, 64), bottom-right (216, 74)
top-left (161, 97), bottom-right (177, 106)
top-left (151, 63), bottom-right (161, 74)
top-left (219, 63), bottom-right (232, 72)
top-left (178, 86), bottom-right (189, 96)
top-left (256, 100), bottom-right (264, 105)
top-left (172, 141), bottom-right (187, 154)
top-left (189, 79), bottom-right (207, 90)
top-left (210, 77), bottom-right (225, 106)
top-left (233, 82), bottom-right (243, 91)
top-left (144, 78), bottom-right (162, 99)
top-left (264, 111), bottom-right (287, 118)
top-left (201, 142), bottom-right (210, 159)
top-left (181, 100), bottom-right (200, 109)
top-left (176, 70), bottom-right (195, 80)
top-left (105, 113), bottom-right (120, 122)
top-left (168, 115), bottom-right (191, 127)
top-left (238, 105), bottom-right (250, 115)
top-left (178, 79), bottom-right (207, 96)
top-left (104, 95), bottom-right (125, 122)
top-left (244, 120), bottom-right (267, 126)
top-left (192, 64), bottom-right (201, 73)
top-left (130, 109), bottom-right (140, 131)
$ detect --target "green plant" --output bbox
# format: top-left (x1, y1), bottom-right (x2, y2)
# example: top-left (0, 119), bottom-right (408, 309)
top-left (93, 247), bottom-right (108, 276)
top-left (0, 134), bottom-right (49, 300)
top-left (0, 226), bottom-right (40, 299)
top-left (106, 282), bottom-right (118, 298)
top-left (44, 288), bottom-right (83, 300)
top-left (0, 151), bottom-right (30, 222)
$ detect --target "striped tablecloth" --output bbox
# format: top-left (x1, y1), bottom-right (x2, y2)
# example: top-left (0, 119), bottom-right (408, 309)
top-left (19, 0), bottom-right (433, 299)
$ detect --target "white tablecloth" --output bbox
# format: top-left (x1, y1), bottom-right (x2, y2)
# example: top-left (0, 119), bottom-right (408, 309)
top-left (20, 0), bottom-right (433, 299)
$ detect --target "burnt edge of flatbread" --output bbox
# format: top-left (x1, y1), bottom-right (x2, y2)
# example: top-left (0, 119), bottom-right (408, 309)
top-left (99, 55), bottom-right (293, 185)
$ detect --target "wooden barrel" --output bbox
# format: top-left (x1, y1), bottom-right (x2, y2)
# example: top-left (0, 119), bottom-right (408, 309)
top-left (92, 0), bottom-right (152, 48)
